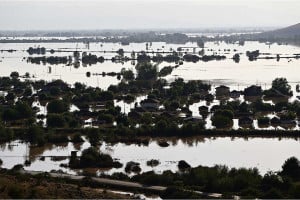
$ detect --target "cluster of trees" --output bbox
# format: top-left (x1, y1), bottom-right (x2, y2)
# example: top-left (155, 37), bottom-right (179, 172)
top-left (0, 125), bottom-right (14, 142)
top-left (1, 69), bottom-right (300, 142)
top-left (152, 54), bottom-right (181, 63)
top-left (183, 54), bottom-right (226, 62)
top-left (25, 44), bottom-right (230, 69)
top-left (2, 101), bottom-right (34, 122)
top-left (72, 89), bottom-right (114, 106)
top-left (265, 77), bottom-right (293, 97)
top-left (135, 62), bottom-right (158, 80)
top-left (47, 99), bottom-right (69, 113)
top-left (211, 109), bottom-right (233, 129)
top-left (47, 113), bottom-right (80, 128)
top-left (69, 147), bottom-right (122, 169)
top-left (119, 51), bottom-right (227, 64)
top-left (206, 100), bottom-right (300, 129)
top-left (82, 53), bottom-right (105, 65)
top-left (5, 28), bottom-right (300, 45)
top-left (120, 68), bottom-right (134, 81)
top-left (25, 126), bottom-right (71, 146)
top-left (129, 157), bottom-right (300, 198)
top-left (246, 50), bottom-right (260, 61)
top-left (27, 56), bottom-right (70, 65)
top-left (233, 53), bottom-right (240, 63)
top-left (158, 66), bottom-right (174, 77)
top-left (27, 47), bottom-right (46, 55)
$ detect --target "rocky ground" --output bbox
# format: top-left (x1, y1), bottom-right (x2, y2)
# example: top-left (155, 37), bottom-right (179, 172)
top-left (0, 171), bottom-right (132, 199)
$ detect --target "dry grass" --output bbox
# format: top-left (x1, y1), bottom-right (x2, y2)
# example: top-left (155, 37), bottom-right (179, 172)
top-left (0, 173), bottom-right (132, 199)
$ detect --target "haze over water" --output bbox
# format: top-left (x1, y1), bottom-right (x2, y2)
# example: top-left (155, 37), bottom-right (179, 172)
top-left (1, 0), bottom-right (300, 30)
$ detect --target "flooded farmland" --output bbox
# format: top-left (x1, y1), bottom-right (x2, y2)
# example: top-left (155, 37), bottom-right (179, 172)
top-left (1, 38), bottom-right (300, 178)
top-left (1, 137), bottom-right (300, 176)
top-left (1, 40), bottom-right (300, 90)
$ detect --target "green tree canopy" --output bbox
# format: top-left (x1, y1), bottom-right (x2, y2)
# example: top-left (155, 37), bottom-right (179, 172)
top-left (135, 62), bottom-right (158, 80)
top-left (272, 78), bottom-right (293, 96)
top-left (47, 99), bottom-right (69, 113)
top-left (281, 157), bottom-right (300, 180)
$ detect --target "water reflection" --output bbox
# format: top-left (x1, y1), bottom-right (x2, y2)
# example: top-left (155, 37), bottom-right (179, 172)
top-left (1, 40), bottom-right (300, 177)
top-left (1, 136), bottom-right (300, 176)
top-left (1, 41), bottom-right (300, 90)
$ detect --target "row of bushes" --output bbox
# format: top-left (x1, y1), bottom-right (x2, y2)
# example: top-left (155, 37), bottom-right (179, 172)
top-left (118, 157), bottom-right (300, 198)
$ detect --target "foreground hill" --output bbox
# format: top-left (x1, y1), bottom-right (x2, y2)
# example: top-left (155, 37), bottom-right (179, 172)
top-left (0, 170), bottom-right (131, 199)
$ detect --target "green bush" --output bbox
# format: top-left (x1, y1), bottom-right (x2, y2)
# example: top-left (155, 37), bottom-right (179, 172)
top-left (70, 147), bottom-right (117, 169)
top-left (47, 114), bottom-right (66, 128)
top-left (47, 99), bottom-right (69, 113)
top-left (281, 157), bottom-right (300, 181)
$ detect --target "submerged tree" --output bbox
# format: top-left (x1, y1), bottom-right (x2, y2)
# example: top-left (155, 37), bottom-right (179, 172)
top-left (47, 99), bottom-right (69, 114)
top-left (281, 157), bottom-right (300, 181)
top-left (135, 62), bottom-right (158, 80)
top-left (271, 78), bottom-right (293, 96)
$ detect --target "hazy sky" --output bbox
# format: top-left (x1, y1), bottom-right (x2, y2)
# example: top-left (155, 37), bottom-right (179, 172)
top-left (0, 0), bottom-right (300, 30)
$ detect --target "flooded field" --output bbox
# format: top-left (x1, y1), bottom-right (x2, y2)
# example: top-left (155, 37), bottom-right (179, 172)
top-left (1, 41), bottom-right (300, 90)
top-left (1, 0), bottom-right (300, 198)
top-left (1, 39), bottom-right (300, 176)
top-left (1, 137), bottom-right (300, 176)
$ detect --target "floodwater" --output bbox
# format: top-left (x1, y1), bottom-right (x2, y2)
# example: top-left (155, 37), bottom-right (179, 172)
top-left (0, 137), bottom-right (299, 176)
top-left (1, 39), bottom-right (300, 176)
top-left (1, 41), bottom-right (300, 90)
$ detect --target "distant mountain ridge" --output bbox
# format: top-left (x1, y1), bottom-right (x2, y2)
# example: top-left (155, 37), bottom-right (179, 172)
top-left (260, 23), bottom-right (300, 38)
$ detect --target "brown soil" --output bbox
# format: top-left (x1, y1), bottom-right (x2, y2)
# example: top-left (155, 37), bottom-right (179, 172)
top-left (0, 172), bottom-right (132, 199)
